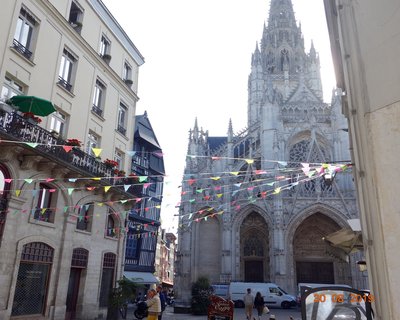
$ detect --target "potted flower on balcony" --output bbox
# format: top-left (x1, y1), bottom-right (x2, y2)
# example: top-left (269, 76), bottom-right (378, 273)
top-left (65, 138), bottom-right (82, 147)
top-left (22, 112), bottom-right (42, 124)
top-left (117, 170), bottom-right (126, 177)
top-left (104, 159), bottom-right (118, 168)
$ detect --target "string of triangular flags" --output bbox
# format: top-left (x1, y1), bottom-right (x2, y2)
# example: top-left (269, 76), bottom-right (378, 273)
top-left (0, 138), bottom-right (163, 158)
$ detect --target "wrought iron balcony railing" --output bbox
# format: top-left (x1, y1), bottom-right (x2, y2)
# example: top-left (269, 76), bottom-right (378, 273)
top-left (117, 125), bottom-right (126, 136)
top-left (12, 39), bottom-right (32, 60)
top-left (92, 105), bottom-right (103, 117)
top-left (57, 77), bottom-right (73, 92)
top-left (0, 109), bottom-right (136, 196)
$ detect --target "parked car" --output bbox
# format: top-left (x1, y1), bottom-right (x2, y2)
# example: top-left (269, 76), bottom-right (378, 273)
top-left (228, 282), bottom-right (296, 309)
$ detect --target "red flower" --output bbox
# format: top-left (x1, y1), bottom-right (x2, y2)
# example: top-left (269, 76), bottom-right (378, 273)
top-left (104, 159), bottom-right (119, 167)
top-left (66, 138), bottom-right (82, 146)
top-left (23, 112), bottom-right (42, 123)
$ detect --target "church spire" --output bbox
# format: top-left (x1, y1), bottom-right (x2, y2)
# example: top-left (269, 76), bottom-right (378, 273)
top-left (267, 0), bottom-right (297, 30)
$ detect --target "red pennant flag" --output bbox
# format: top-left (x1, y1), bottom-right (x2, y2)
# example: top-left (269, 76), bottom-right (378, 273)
top-left (63, 146), bottom-right (73, 152)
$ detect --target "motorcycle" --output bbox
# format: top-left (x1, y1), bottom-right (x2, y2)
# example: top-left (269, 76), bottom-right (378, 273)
top-left (134, 301), bottom-right (148, 319)
top-left (166, 296), bottom-right (174, 306)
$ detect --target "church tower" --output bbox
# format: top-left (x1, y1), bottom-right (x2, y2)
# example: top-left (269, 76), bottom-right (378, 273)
top-left (174, 0), bottom-right (364, 311)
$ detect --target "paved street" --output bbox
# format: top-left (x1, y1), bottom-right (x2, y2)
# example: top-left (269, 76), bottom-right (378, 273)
top-left (124, 305), bottom-right (301, 320)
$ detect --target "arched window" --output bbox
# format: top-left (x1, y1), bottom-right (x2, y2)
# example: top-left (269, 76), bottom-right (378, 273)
top-left (0, 165), bottom-right (11, 244)
top-left (99, 252), bottom-right (116, 307)
top-left (71, 248), bottom-right (89, 268)
top-left (12, 242), bottom-right (54, 316)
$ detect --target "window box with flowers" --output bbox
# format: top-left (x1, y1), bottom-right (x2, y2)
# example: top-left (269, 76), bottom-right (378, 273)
top-left (22, 112), bottom-right (42, 124)
top-left (117, 170), bottom-right (126, 177)
top-left (104, 159), bottom-right (118, 168)
top-left (113, 169), bottom-right (126, 177)
top-left (65, 138), bottom-right (82, 147)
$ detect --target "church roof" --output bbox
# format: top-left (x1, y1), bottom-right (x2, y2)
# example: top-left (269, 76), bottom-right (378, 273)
top-left (208, 136), bottom-right (227, 152)
top-left (285, 78), bottom-right (323, 104)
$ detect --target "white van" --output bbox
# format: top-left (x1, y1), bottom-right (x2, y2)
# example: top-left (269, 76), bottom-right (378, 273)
top-left (228, 282), bottom-right (296, 309)
top-left (211, 284), bottom-right (229, 299)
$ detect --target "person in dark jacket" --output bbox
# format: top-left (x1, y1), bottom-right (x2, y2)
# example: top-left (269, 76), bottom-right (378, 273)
top-left (157, 285), bottom-right (167, 320)
top-left (254, 291), bottom-right (267, 320)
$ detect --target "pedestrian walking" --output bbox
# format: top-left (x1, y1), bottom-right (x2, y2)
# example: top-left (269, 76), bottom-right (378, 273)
top-left (243, 288), bottom-right (255, 320)
top-left (145, 288), bottom-right (161, 320)
top-left (157, 285), bottom-right (167, 320)
top-left (254, 291), bottom-right (267, 320)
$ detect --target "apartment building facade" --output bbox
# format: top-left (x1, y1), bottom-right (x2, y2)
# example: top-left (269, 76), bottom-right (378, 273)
top-left (155, 230), bottom-right (176, 288)
top-left (0, 0), bottom-right (144, 319)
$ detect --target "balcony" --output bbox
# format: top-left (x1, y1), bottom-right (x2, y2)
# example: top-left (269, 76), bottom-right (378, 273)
top-left (57, 77), bottom-right (73, 92)
top-left (132, 154), bottom-right (149, 168)
top-left (0, 109), bottom-right (134, 195)
top-left (117, 124), bottom-right (126, 136)
top-left (92, 105), bottom-right (103, 117)
top-left (12, 39), bottom-right (32, 60)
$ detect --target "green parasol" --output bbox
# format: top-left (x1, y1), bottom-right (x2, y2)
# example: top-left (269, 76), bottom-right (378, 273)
top-left (7, 95), bottom-right (56, 116)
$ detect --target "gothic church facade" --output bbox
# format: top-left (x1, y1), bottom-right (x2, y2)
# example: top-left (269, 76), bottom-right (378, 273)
top-left (175, 0), bottom-right (365, 307)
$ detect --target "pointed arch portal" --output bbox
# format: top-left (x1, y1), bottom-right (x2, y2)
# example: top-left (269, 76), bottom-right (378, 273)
top-left (240, 212), bottom-right (269, 282)
top-left (293, 213), bottom-right (351, 284)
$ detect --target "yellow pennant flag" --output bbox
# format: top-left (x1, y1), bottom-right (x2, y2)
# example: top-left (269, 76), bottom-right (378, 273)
top-left (92, 148), bottom-right (102, 157)
top-left (104, 186), bottom-right (111, 192)
top-left (230, 171), bottom-right (239, 176)
top-left (245, 159), bottom-right (254, 164)
top-left (92, 177), bottom-right (101, 181)
top-left (15, 190), bottom-right (21, 197)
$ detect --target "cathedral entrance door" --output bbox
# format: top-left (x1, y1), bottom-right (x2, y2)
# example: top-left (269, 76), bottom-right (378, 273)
top-left (296, 261), bottom-right (334, 283)
top-left (245, 260), bottom-right (263, 282)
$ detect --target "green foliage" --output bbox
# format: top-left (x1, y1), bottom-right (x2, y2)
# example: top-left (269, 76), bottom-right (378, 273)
top-left (109, 278), bottom-right (144, 307)
top-left (191, 276), bottom-right (213, 315)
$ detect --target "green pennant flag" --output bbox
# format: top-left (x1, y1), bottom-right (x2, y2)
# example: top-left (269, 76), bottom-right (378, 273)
top-left (68, 188), bottom-right (74, 195)
top-left (26, 142), bottom-right (38, 148)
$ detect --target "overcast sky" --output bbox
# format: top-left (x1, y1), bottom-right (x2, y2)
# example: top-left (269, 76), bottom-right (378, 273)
top-left (102, 0), bottom-right (336, 233)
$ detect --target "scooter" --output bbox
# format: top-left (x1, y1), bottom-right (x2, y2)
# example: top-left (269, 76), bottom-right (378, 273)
top-left (133, 301), bottom-right (148, 319)
top-left (166, 296), bottom-right (174, 306)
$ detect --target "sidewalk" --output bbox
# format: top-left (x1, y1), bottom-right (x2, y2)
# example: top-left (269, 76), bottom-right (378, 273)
top-left (124, 304), bottom-right (301, 320)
